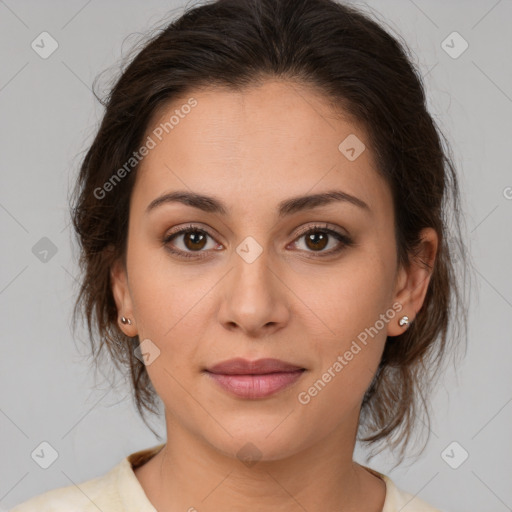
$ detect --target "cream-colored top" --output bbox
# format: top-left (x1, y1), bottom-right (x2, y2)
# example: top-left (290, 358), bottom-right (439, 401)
top-left (10, 444), bottom-right (441, 511)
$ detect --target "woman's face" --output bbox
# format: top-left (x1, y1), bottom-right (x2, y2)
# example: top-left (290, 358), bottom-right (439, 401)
top-left (112, 79), bottom-right (431, 461)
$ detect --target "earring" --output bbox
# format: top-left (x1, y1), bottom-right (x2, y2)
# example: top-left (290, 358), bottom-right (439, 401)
top-left (398, 315), bottom-right (409, 327)
top-left (120, 316), bottom-right (132, 325)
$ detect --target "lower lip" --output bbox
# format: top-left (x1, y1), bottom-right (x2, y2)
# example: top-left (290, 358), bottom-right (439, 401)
top-left (206, 370), bottom-right (305, 399)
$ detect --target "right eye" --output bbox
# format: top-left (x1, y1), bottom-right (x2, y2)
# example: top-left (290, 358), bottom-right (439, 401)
top-left (163, 225), bottom-right (222, 259)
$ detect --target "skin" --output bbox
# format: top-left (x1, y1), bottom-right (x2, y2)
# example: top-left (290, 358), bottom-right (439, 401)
top-left (111, 79), bottom-right (438, 511)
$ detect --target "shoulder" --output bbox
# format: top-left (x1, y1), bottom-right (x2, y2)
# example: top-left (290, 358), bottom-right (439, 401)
top-left (363, 466), bottom-right (444, 512)
top-left (9, 461), bottom-right (122, 512)
top-left (9, 444), bottom-right (165, 512)
top-left (383, 476), bottom-right (442, 511)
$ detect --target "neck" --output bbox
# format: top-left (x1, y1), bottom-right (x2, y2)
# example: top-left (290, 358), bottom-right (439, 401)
top-left (134, 413), bottom-right (386, 511)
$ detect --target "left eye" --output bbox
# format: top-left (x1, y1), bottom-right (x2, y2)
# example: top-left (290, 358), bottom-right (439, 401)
top-left (290, 226), bottom-right (352, 256)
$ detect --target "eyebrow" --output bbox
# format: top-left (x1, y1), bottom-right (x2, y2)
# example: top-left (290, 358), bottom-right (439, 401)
top-left (145, 189), bottom-right (371, 217)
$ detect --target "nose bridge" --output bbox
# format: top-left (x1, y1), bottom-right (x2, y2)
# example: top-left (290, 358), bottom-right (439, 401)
top-left (218, 237), bottom-right (289, 335)
top-left (232, 241), bottom-right (276, 310)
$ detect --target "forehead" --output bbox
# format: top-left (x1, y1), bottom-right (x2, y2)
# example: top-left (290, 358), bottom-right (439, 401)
top-left (132, 79), bottom-right (391, 220)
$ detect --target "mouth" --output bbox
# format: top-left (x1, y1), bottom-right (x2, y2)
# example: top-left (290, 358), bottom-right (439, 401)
top-left (204, 358), bottom-right (306, 399)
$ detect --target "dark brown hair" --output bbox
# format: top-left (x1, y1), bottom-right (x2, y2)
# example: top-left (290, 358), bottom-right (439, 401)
top-left (70, 0), bottom-right (471, 458)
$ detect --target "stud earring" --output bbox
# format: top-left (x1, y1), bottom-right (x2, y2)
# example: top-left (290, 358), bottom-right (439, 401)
top-left (120, 316), bottom-right (132, 325)
top-left (398, 315), bottom-right (409, 327)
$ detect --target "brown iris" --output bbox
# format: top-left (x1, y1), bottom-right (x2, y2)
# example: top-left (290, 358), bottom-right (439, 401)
top-left (184, 230), bottom-right (208, 251)
top-left (304, 231), bottom-right (328, 251)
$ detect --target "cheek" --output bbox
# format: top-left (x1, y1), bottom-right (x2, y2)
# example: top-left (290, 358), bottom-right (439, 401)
top-left (127, 239), bottom-right (203, 337)
top-left (292, 251), bottom-right (394, 406)
top-left (129, 269), bottom-right (209, 366)
top-left (125, 238), bottom-right (229, 374)
top-left (127, 260), bottom-right (206, 416)
top-left (290, 246), bottom-right (395, 343)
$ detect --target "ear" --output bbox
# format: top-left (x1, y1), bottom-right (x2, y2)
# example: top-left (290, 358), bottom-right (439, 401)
top-left (110, 256), bottom-right (138, 337)
top-left (387, 227), bottom-right (438, 337)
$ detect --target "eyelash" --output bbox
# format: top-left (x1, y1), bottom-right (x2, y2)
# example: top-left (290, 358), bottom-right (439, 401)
top-left (162, 223), bottom-right (353, 260)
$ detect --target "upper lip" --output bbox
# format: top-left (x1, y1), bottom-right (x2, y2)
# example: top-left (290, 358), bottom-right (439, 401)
top-left (206, 358), bottom-right (305, 375)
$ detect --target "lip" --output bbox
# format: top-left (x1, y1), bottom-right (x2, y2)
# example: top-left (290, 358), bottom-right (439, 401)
top-left (206, 357), bottom-right (304, 375)
top-left (204, 358), bottom-right (306, 399)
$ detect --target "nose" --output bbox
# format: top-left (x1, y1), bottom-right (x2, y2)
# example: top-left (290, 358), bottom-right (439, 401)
top-left (217, 247), bottom-right (290, 338)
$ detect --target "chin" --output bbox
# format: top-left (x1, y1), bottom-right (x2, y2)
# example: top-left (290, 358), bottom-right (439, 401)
top-left (201, 416), bottom-right (311, 464)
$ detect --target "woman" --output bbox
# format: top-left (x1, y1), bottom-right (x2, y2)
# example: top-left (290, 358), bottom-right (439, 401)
top-left (11, 0), bottom-right (469, 510)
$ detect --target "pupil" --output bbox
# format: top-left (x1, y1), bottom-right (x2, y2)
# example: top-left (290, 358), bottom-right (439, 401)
top-left (307, 232), bottom-right (327, 251)
top-left (186, 231), bottom-right (206, 250)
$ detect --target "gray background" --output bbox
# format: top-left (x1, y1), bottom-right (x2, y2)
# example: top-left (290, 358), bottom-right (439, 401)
top-left (1, 1), bottom-right (511, 511)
